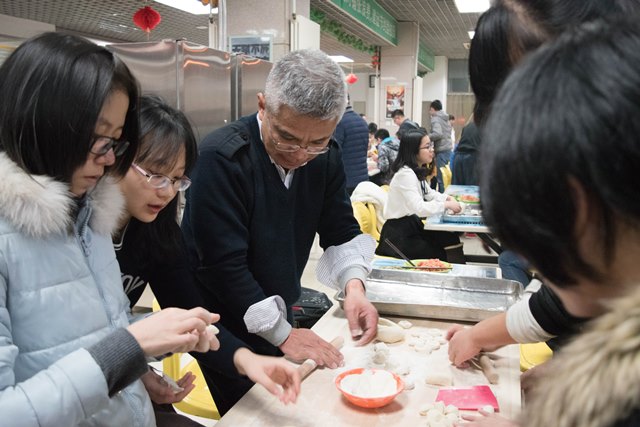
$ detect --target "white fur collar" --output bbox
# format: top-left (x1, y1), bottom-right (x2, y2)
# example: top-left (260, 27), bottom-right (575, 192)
top-left (0, 152), bottom-right (125, 238)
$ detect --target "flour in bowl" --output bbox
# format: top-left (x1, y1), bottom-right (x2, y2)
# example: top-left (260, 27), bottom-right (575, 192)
top-left (340, 369), bottom-right (397, 397)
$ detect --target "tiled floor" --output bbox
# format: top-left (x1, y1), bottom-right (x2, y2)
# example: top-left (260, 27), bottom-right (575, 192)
top-left (137, 233), bottom-right (496, 426)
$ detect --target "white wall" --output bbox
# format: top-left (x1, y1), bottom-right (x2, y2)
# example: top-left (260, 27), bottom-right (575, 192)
top-left (421, 56), bottom-right (448, 111)
top-left (0, 13), bottom-right (54, 38)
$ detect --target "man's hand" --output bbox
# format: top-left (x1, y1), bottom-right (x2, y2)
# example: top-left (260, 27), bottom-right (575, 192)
top-left (343, 279), bottom-right (378, 345)
top-left (279, 329), bottom-right (343, 368)
top-left (233, 348), bottom-right (301, 404)
top-left (140, 370), bottom-right (196, 404)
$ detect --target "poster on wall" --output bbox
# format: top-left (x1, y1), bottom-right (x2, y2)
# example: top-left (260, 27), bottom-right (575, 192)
top-left (385, 85), bottom-right (405, 118)
top-left (229, 36), bottom-right (272, 61)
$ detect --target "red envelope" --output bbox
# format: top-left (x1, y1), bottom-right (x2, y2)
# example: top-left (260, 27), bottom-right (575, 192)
top-left (435, 385), bottom-right (499, 411)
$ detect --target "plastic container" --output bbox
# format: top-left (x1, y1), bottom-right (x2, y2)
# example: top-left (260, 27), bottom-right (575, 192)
top-left (335, 368), bottom-right (404, 408)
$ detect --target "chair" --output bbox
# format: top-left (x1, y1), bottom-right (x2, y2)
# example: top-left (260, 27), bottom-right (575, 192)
top-left (520, 342), bottom-right (553, 372)
top-left (352, 201), bottom-right (380, 241)
top-left (152, 299), bottom-right (221, 419)
top-left (440, 164), bottom-right (452, 190)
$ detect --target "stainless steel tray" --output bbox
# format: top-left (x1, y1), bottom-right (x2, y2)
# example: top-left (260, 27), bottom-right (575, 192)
top-left (335, 268), bottom-right (523, 322)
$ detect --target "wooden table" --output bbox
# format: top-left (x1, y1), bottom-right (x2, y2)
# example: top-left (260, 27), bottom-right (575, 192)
top-left (216, 306), bottom-right (521, 426)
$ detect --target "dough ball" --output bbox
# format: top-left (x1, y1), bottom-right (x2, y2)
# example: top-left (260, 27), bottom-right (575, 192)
top-left (425, 373), bottom-right (453, 386)
top-left (481, 405), bottom-right (495, 414)
top-left (445, 412), bottom-right (459, 422)
top-left (398, 320), bottom-right (413, 329)
top-left (444, 404), bottom-right (459, 415)
top-left (372, 351), bottom-right (388, 364)
top-left (376, 318), bottom-right (405, 343)
top-left (374, 342), bottom-right (389, 352)
top-left (403, 377), bottom-right (415, 390)
top-left (419, 403), bottom-right (434, 416)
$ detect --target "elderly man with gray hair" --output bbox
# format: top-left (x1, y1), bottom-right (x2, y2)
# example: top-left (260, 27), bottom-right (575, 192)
top-left (181, 49), bottom-right (379, 413)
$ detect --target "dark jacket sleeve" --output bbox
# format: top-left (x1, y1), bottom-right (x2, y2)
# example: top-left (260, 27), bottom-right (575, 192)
top-left (183, 129), bottom-right (271, 322)
top-left (528, 284), bottom-right (588, 349)
top-left (148, 231), bottom-right (248, 376)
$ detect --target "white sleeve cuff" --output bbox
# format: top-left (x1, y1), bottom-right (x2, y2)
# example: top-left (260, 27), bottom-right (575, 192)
top-left (316, 234), bottom-right (376, 291)
top-left (243, 295), bottom-right (292, 346)
top-left (506, 292), bottom-right (555, 343)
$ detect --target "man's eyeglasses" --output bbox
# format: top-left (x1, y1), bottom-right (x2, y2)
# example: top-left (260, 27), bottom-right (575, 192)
top-left (131, 163), bottom-right (192, 192)
top-left (91, 135), bottom-right (130, 157)
top-left (265, 116), bottom-right (330, 155)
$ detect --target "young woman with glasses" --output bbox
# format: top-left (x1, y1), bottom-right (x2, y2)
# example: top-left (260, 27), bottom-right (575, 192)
top-left (114, 96), bottom-right (300, 426)
top-left (0, 33), bottom-right (221, 427)
top-left (376, 130), bottom-right (465, 263)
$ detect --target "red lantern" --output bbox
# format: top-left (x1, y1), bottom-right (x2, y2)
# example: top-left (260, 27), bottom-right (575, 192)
top-left (371, 53), bottom-right (380, 69)
top-left (345, 73), bottom-right (358, 84)
top-left (133, 6), bottom-right (162, 33)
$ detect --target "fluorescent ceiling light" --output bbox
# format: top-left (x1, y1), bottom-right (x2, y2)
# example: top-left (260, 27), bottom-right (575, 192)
top-left (153, 0), bottom-right (216, 15)
top-left (468, 31), bottom-right (475, 39)
top-left (329, 55), bottom-right (353, 63)
top-left (454, 0), bottom-right (490, 13)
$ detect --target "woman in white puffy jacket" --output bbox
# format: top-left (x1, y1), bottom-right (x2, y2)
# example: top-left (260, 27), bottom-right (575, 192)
top-left (376, 130), bottom-right (465, 263)
top-left (0, 32), bottom-right (219, 427)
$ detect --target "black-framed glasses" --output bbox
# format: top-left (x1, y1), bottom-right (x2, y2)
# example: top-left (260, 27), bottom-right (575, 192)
top-left (91, 135), bottom-right (130, 157)
top-left (265, 116), bottom-right (330, 155)
top-left (131, 163), bottom-right (192, 192)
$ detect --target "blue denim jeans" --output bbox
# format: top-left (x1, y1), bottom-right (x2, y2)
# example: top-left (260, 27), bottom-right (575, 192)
top-left (498, 250), bottom-right (531, 287)
top-left (435, 150), bottom-right (452, 193)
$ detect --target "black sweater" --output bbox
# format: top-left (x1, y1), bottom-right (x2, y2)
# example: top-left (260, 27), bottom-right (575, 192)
top-left (181, 114), bottom-right (361, 354)
top-left (116, 219), bottom-right (245, 375)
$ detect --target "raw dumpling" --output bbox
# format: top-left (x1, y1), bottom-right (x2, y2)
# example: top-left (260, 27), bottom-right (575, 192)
top-left (376, 318), bottom-right (405, 343)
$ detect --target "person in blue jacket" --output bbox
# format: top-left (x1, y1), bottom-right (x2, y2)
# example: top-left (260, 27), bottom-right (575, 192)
top-left (333, 99), bottom-right (369, 195)
top-left (0, 32), bottom-right (219, 427)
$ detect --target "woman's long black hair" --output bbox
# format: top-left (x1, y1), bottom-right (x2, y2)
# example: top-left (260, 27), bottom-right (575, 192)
top-left (129, 95), bottom-right (198, 266)
top-left (391, 130), bottom-right (433, 181)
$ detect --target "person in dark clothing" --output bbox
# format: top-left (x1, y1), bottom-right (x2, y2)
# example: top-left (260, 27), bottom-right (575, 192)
top-left (391, 109), bottom-right (419, 139)
top-left (451, 119), bottom-right (481, 186)
top-left (371, 128), bottom-right (400, 186)
top-left (181, 50), bottom-right (379, 414)
top-left (427, 100), bottom-right (453, 193)
top-left (449, 15), bottom-right (640, 427)
top-left (333, 102), bottom-right (369, 194)
top-left (115, 96), bottom-right (301, 420)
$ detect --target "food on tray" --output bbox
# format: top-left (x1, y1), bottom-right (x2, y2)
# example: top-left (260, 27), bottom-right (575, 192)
top-left (375, 258), bottom-right (452, 272)
top-left (454, 194), bottom-right (480, 204)
top-left (414, 259), bottom-right (453, 272)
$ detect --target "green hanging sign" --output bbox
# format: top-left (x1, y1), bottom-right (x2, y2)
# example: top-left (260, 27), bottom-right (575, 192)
top-left (329, 0), bottom-right (397, 45)
top-left (418, 43), bottom-right (435, 72)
